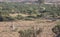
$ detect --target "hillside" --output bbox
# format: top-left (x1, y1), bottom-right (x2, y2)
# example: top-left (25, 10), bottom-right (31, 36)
top-left (0, 1), bottom-right (60, 37)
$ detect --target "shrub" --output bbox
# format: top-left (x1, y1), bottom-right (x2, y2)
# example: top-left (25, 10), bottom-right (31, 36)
top-left (52, 24), bottom-right (60, 37)
top-left (18, 29), bottom-right (33, 37)
top-left (0, 16), bottom-right (16, 21)
top-left (52, 25), bottom-right (60, 37)
top-left (0, 16), bottom-right (4, 21)
top-left (6, 16), bottom-right (16, 21)
top-left (37, 14), bottom-right (43, 18)
top-left (24, 18), bottom-right (34, 21)
top-left (18, 27), bottom-right (42, 37)
top-left (52, 25), bottom-right (60, 34)
top-left (15, 15), bottom-right (23, 20)
top-left (26, 16), bottom-right (36, 18)
top-left (24, 16), bottom-right (36, 21)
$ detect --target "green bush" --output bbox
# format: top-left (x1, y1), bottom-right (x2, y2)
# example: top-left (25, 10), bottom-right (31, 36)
top-left (15, 15), bottom-right (23, 20)
top-left (24, 16), bottom-right (36, 21)
top-left (37, 14), bottom-right (43, 18)
top-left (26, 16), bottom-right (36, 18)
top-left (24, 18), bottom-right (34, 21)
top-left (6, 16), bottom-right (16, 21)
top-left (18, 29), bottom-right (33, 37)
top-left (52, 24), bottom-right (60, 37)
top-left (52, 25), bottom-right (60, 34)
top-left (0, 16), bottom-right (4, 21)
top-left (18, 27), bottom-right (42, 37)
top-left (0, 15), bottom-right (16, 21)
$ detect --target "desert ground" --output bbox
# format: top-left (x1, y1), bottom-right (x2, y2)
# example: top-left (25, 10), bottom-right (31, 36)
top-left (0, 19), bottom-right (59, 37)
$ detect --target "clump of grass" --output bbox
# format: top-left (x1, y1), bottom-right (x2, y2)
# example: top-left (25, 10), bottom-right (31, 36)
top-left (18, 27), bottom-right (42, 37)
top-left (18, 29), bottom-right (33, 37)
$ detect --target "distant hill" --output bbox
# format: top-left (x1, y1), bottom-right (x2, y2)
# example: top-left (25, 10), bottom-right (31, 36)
top-left (0, 0), bottom-right (60, 3)
top-left (45, 0), bottom-right (60, 3)
top-left (0, 0), bottom-right (38, 2)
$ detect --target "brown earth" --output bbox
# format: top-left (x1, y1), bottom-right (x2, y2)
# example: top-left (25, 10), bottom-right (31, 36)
top-left (0, 20), bottom-right (58, 37)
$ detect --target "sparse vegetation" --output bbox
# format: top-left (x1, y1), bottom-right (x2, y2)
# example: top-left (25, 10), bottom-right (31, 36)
top-left (52, 24), bottom-right (60, 37)
top-left (0, 2), bottom-right (60, 21)
top-left (18, 27), bottom-right (42, 37)
top-left (0, 0), bottom-right (60, 37)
